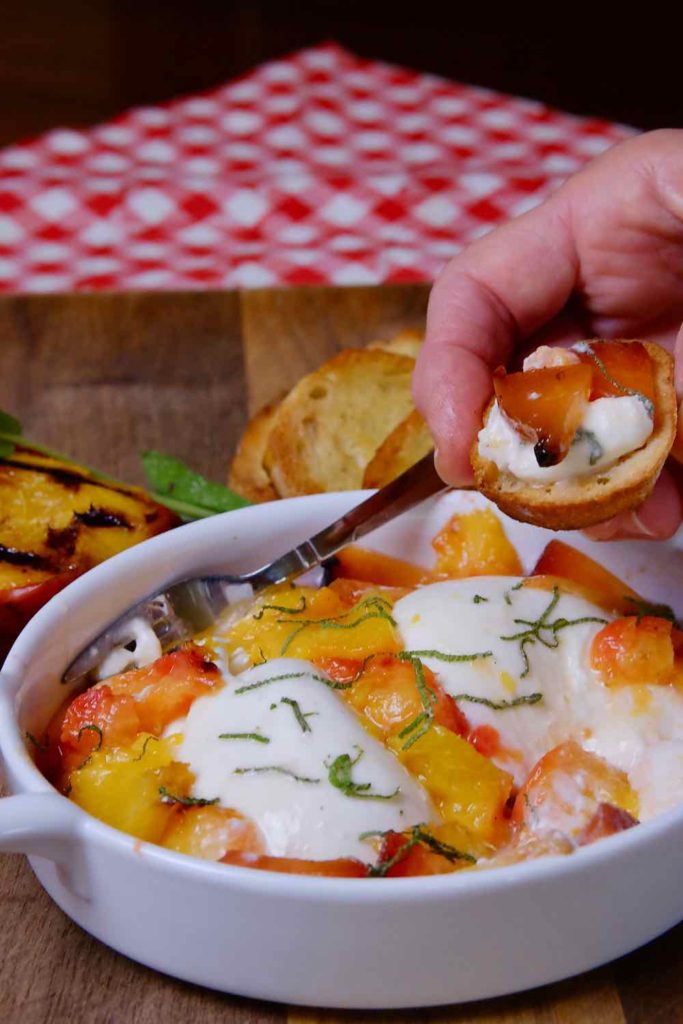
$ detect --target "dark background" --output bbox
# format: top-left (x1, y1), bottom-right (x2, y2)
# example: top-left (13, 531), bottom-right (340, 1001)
top-left (0, 0), bottom-right (679, 148)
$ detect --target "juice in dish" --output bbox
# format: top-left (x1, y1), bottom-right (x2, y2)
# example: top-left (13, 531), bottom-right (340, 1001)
top-left (31, 510), bottom-right (683, 878)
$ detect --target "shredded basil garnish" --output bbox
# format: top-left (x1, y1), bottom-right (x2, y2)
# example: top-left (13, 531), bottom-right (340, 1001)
top-left (573, 427), bottom-right (604, 466)
top-left (218, 732), bottom-right (270, 744)
top-left (253, 594), bottom-right (307, 620)
top-left (25, 731), bottom-right (48, 752)
top-left (504, 581), bottom-right (524, 606)
top-left (133, 736), bottom-right (159, 761)
top-left (623, 595), bottom-right (678, 625)
top-left (233, 766), bottom-right (320, 784)
top-left (235, 670), bottom-right (351, 695)
top-left (573, 341), bottom-right (654, 418)
top-left (77, 724), bottom-right (103, 751)
top-left (452, 692), bottom-right (543, 710)
top-left (473, 594), bottom-right (489, 604)
top-left (280, 697), bottom-right (314, 733)
top-left (398, 649), bottom-right (492, 664)
top-left (279, 595), bottom-right (396, 655)
top-left (158, 787), bottom-right (219, 806)
top-left (500, 587), bottom-right (607, 677)
top-left (368, 825), bottom-right (477, 876)
top-left (397, 656), bottom-right (437, 750)
top-left (326, 746), bottom-right (400, 800)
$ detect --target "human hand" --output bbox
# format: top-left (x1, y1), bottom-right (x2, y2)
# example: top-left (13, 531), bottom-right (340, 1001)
top-left (413, 129), bottom-right (683, 539)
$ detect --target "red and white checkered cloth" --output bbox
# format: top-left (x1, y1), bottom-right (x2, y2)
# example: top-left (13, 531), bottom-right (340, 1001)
top-left (0, 43), bottom-right (634, 293)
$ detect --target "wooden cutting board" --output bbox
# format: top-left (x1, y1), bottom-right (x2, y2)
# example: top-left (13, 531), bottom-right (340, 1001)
top-left (0, 285), bottom-right (680, 1024)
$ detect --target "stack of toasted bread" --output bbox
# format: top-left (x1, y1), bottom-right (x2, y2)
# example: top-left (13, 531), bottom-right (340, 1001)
top-left (229, 330), bottom-right (434, 501)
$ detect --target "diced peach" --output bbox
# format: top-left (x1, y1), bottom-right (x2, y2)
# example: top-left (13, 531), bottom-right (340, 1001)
top-left (329, 545), bottom-right (431, 588)
top-left (221, 852), bottom-right (369, 877)
top-left (59, 684), bottom-right (143, 782)
top-left (105, 644), bottom-right (221, 734)
top-left (467, 724), bottom-right (501, 758)
top-left (432, 509), bottom-right (522, 578)
top-left (512, 741), bottom-right (639, 838)
top-left (577, 340), bottom-right (654, 405)
top-left (493, 362), bottom-right (592, 463)
top-left (591, 616), bottom-right (675, 687)
top-left (391, 725), bottom-right (513, 842)
top-left (531, 540), bottom-right (642, 616)
top-left (576, 802), bottom-right (638, 846)
top-left (224, 586), bottom-right (400, 665)
top-left (68, 734), bottom-right (193, 843)
top-left (328, 577), bottom-right (410, 608)
top-left (373, 821), bottom-right (487, 877)
top-left (338, 654), bottom-right (469, 739)
top-left (162, 805), bottom-right (265, 861)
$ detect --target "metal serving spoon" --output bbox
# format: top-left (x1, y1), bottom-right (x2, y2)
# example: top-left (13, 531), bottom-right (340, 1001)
top-left (63, 452), bottom-right (448, 685)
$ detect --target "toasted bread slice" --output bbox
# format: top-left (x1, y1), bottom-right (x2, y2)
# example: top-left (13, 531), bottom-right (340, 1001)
top-left (367, 328), bottom-right (423, 360)
top-left (363, 410), bottom-right (434, 488)
top-left (264, 349), bottom-right (416, 496)
top-left (471, 341), bottom-right (677, 530)
top-left (228, 401), bottom-right (280, 503)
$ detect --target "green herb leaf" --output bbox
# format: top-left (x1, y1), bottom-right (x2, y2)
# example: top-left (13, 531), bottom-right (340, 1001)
top-left (398, 649), bottom-right (492, 664)
top-left (279, 595), bottom-right (396, 655)
top-left (500, 587), bottom-right (607, 677)
top-left (0, 408), bottom-right (22, 436)
top-left (452, 692), bottom-right (543, 710)
top-left (233, 766), bottom-right (320, 784)
top-left (573, 427), bottom-right (604, 466)
top-left (133, 735), bottom-right (160, 761)
top-left (280, 697), bottom-right (313, 733)
top-left (473, 594), bottom-right (489, 604)
top-left (623, 595), bottom-right (678, 625)
top-left (158, 786), bottom-right (219, 806)
top-left (77, 723), bottom-right (103, 751)
top-left (253, 595), bottom-right (307, 620)
top-left (141, 450), bottom-right (251, 518)
top-left (218, 732), bottom-right (270, 744)
top-left (25, 731), bottom-right (48, 752)
top-left (398, 657), bottom-right (437, 750)
top-left (235, 670), bottom-right (333, 695)
top-left (326, 746), bottom-right (399, 800)
top-left (368, 824), bottom-right (476, 876)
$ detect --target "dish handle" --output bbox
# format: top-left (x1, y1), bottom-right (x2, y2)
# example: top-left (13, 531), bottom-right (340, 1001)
top-left (0, 792), bottom-right (89, 896)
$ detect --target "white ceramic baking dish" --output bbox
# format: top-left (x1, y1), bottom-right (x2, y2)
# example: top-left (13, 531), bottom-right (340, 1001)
top-left (1, 490), bottom-right (683, 1009)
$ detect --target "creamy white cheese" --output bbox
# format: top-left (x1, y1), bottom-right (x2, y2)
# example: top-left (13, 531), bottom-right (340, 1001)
top-left (393, 578), bottom-right (683, 820)
top-left (477, 395), bottom-right (653, 483)
top-left (169, 657), bottom-right (434, 860)
top-left (96, 617), bottom-right (162, 679)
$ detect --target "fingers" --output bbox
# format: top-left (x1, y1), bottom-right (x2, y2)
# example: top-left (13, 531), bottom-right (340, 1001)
top-left (414, 195), bottom-right (577, 485)
top-left (583, 467), bottom-right (683, 541)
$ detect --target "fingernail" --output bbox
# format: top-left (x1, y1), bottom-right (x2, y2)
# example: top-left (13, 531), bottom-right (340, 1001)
top-left (627, 510), bottom-right (658, 539)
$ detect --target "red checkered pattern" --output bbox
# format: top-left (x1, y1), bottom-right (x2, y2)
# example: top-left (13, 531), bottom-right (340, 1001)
top-left (0, 43), bottom-right (635, 293)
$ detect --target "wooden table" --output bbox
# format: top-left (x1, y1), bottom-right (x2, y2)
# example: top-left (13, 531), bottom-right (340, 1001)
top-left (0, 284), bottom-right (681, 1023)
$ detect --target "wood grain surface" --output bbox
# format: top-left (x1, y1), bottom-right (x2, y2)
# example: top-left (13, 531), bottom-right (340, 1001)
top-left (0, 284), bottom-right (681, 1024)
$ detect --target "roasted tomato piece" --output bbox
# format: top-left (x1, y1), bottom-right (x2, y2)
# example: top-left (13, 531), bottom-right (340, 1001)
top-left (106, 644), bottom-right (221, 734)
top-left (530, 540), bottom-right (642, 616)
top-left (577, 340), bottom-right (655, 406)
top-left (163, 805), bottom-right (265, 861)
top-left (493, 362), bottom-right (592, 464)
top-left (328, 545), bottom-right (431, 588)
top-left (591, 616), bottom-right (675, 687)
top-left (333, 654), bottom-right (469, 739)
top-left (513, 740), bottom-right (639, 838)
top-left (576, 802), bottom-right (638, 846)
top-left (221, 852), bottom-right (369, 877)
top-left (59, 684), bottom-right (142, 780)
top-left (432, 509), bottom-right (522, 578)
